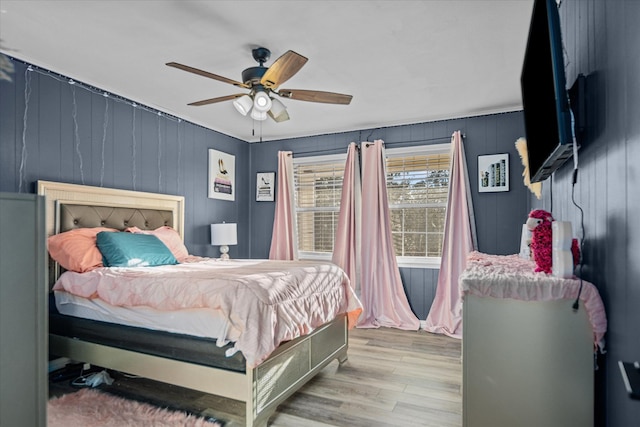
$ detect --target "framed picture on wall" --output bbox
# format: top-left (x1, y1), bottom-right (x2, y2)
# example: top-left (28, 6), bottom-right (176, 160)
top-left (208, 149), bottom-right (235, 201)
top-left (256, 172), bottom-right (275, 202)
top-left (478, 153), bottom-right (509, 193)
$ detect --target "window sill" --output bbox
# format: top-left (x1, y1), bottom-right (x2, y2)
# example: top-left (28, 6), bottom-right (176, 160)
top-left (298, 252), bottom-right (441, 270)
top-left (397, 256), bottom-right (441, 269)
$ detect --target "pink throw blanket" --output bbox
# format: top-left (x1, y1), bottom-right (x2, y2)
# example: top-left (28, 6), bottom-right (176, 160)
top-left (53, 258), bottom-right (362, 367)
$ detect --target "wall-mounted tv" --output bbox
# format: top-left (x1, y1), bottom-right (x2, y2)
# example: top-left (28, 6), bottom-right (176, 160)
top-left (521, 0), bottom-right (574, 183)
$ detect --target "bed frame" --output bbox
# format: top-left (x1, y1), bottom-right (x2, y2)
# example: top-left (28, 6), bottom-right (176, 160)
top-left (38, 180), bottom-right (349, 427)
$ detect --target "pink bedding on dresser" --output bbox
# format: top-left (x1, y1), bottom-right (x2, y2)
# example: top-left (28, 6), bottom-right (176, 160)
top-left (459, 251), bottom-right (607, 351)
top-left (53, 258), bottom-right (363, 368)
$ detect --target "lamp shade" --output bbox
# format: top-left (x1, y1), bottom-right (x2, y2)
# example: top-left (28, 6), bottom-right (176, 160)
top-left (268, 98), bottom-right (289, 122)
top-left (250, 109), bottom-right (268, 121)
top-left (210, 223), bottom-right (237, 246)
top-left (253, 91), bottom-right (272, 112)
top-left (233, 95), bottom-right (253, 116)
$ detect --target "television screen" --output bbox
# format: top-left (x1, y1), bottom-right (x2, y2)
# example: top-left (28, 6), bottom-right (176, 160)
top-left (521, 0), bottom-right (574, 183)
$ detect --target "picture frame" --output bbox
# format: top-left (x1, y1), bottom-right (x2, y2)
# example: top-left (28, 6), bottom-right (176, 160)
top-left (208, 149), bottom-right (235, 201)
top-left (256, 172), bottom-right (275, 202)
top-left (478, 153), bottom-right (509, 193)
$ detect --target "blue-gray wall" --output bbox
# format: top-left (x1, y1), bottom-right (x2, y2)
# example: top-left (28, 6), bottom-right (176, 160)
top-left (0, 60), bottom-right (251, 259)
top-left (534, 1), bottom-right (639, 426)
top-left (0, 59), bottom-right (530, 320)
top-left (248, 111), bottom-right (531, 319)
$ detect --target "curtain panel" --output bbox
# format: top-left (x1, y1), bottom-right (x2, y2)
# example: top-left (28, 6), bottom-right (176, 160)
top-left (355, 140), bottom-right (420, 330)
top-left (424, 131), bottom-right (477, 338)
top-left (269, 151), bottom-right (298, 260)
top-left (331, 142), bottom-right (362, 294)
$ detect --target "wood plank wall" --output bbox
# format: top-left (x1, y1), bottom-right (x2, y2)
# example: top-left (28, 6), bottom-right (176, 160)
top-left (0, 60), bottom-right (251, 259)
top-left (533, 1), bottom-right (640, 426)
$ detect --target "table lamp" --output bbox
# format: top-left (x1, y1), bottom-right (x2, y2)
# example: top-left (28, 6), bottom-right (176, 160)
top-left (210, 222), bottom-right (237, 260)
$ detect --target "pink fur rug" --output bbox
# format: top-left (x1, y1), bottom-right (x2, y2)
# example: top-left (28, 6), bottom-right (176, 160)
top-left (48, 388), bottom-right (221, 427)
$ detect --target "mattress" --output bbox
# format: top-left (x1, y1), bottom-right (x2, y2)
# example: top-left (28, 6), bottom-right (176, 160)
top-left (54, 291), bottom-right (241, 345)
top-left (48, 293), bottom-right (247, 372)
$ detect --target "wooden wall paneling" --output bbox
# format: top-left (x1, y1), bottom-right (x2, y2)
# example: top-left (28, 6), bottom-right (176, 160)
top-left (626, 0), bottom-right (640, 374)
top-left (71, 83), bottom-right (92, 186)
top-left (25, 66), bottom-right (43, 192)
top-left (110, 99), bottom-right (132, 191)
top-left (180, 122), bottom-right (196, 254)
top-left (18, 67), bottom-right (36, 192)
top-left (58, 81), bottom-right (74, 186)
top-left (37, 75), bottom-right (63, 184)
top-left (400, 268), bottom-right (425, 319)
top-left (624, 24), bottom-right (640, 421)
top-left (90, 90), bottom-right (105, 188)
top-left (0, 67), bottom-right (17, 192)
top-left (543, 2), bottom-right (640, 426)
top-left (0, 59), bottom-right (251, 263)
top-left (197, 129), bottom-right (217, 255)
top-left (137, 110), bottom-right (153, 192)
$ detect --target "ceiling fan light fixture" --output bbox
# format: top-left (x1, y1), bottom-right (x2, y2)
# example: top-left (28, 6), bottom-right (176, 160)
top-left (253, 91), bottom-right (272, 113)
top-left (169, 47), bottom-right (352, 126)
top-left (250, 109), bottom-right (268, 121)
top-left (233, 95), bottom-right (253, 116)
top-left (268, 98), bottom-right (289, 122)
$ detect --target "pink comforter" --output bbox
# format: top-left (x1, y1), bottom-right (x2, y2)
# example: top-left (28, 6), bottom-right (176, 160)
top-left (460, 252), bottom-right (607, 351)
top-left (53, 258), bottom-right (362, 367)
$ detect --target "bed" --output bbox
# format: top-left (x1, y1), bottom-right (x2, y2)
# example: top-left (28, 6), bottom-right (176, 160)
top-left (38, 180), bottom-right (361, 427)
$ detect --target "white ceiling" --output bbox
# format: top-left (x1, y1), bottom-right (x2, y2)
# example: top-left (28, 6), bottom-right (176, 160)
top-left (0, 0), bottom-right (534, 143)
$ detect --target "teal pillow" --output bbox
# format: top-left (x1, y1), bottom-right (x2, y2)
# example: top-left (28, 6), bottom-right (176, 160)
top-left (96, 231), bottom-right (178, 267)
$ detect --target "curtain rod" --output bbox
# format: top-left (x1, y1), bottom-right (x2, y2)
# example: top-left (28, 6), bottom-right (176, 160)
top-left (292, 134), bottom-right (463, 156)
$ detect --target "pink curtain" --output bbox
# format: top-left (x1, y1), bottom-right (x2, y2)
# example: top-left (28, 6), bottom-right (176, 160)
top-left (269, 151), bottom-right (298, 260)
top-left (424, 131), bottom-right (477, 338)
top-left (332, 143), bottom-right (362, 294)
top-left (358, 140), bottom-right (420, 330)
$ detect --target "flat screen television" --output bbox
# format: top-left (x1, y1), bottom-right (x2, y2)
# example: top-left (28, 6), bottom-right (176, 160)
top-left (521, 0), bottom-right (574, 183)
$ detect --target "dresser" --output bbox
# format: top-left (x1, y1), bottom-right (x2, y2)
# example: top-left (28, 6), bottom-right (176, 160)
top-left (0, 193), bottom-right (47, 427)
top-left (461, 252), bottom-right (606, 427)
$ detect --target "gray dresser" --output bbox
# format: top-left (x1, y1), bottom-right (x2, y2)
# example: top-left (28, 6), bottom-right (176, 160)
top-left (0, 193), bottom-right (47, 427)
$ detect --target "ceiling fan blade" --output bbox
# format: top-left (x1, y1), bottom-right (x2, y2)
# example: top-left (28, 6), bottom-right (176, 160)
top-left (261, 51), bottom-right (308, 89)
top-left (278, 89), bottom-right (353, 105)
top-left (166, 62), bottom-right (249, 89)
top-left (188, 94), bottom-right (244, 106)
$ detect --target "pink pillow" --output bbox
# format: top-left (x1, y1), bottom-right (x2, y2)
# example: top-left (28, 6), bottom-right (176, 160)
top-left (125, 226), bottom-right (189, 262)
top-left (48, 227), bottom-right (118, 272)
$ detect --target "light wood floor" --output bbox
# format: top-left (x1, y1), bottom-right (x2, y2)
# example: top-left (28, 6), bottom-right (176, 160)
top-left (50, 327), bottom-right (462, 427)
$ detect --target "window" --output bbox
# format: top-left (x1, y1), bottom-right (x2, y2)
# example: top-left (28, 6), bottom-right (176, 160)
top-left (294, 154), bottom-right (346, 259)
top-left (293, 143), bottom-right (450, 267)
top-left (386, 144), bottom-right (450, 267)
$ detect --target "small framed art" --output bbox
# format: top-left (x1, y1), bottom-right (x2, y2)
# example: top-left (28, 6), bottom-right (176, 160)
top-left (256, 172), bottom-right (275, 202)
top-left (478, 153), bottom-right (509, 192)
top-left (208, 149), bottom-right (235, 201)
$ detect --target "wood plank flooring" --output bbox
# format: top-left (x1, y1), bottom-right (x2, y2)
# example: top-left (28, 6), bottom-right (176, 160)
top-left (49, 327), bottom-right (462, 427)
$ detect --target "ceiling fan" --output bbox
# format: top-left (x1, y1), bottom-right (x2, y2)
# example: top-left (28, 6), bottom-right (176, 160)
top-left (166, 47), bottom-right (352, 123)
